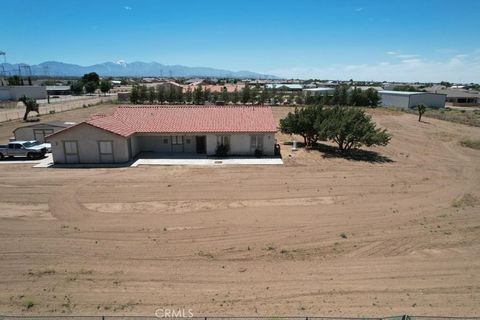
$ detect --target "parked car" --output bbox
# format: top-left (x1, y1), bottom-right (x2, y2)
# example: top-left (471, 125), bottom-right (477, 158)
top-left (28, 140), bottom-right (52, 153)
top-left (0, 141), bottom-right (47, 160)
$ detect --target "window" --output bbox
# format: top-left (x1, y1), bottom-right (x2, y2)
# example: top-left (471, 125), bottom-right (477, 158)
top-left (33, 129), bottom-right (54, 142)
top-left (163, 138), bottom-right (169, 144)
top-left (64, 141), bottom-right (78, 154)
top-left (171, 136), bottom-right (184, 145)
top-left (98, 141), bottom-right (113, 163)
top-left (98, 141), bottom-right (113, 154)
top-left (250, 135), bottom-right (263, 151)
top-left (216, 135), bottom-right (230, 146)
top-left (186, 138), bottom-right (191, 144)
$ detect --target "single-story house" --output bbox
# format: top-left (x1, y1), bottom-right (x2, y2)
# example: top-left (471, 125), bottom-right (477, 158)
top-left (13, 121), bottom-right (76, 142)
top-left (47, 105), bottom-right (278, 164)
top-left (424, 88), bottom-right (479, 106)
top-left (379, 90), bottom-right (446, 109)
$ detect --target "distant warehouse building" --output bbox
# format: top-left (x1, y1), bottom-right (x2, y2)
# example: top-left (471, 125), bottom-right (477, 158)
top-left (303, 87), bottom-right (336, 96)
top-left (379, 91), bottom-right (446, 109)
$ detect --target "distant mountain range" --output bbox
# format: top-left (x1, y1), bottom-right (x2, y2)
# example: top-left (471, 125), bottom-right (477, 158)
top-left (0, 61), bottom-right (278, 79)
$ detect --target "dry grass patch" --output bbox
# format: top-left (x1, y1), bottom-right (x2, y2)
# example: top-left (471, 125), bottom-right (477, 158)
top-left (460, 138), bottom-right (480, 150)
top-left (452, 193), bottom-right (479, 208)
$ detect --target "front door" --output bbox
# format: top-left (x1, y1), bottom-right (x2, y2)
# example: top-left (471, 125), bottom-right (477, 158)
top-left (196, 136), bottom-right (206, 154)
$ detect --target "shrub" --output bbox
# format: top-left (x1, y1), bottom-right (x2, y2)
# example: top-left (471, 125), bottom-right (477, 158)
top-left (215, 144), bottom-right (229, 157)
top-left (254, 149), bottom-right (263, 158)
top-left (460, 139), bottom-right (480, 150)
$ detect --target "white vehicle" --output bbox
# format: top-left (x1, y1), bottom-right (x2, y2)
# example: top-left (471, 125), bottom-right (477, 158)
top-left (28, 140), bottom-right (52, 153)
top-left (0, 141), bottom-right (47, 160)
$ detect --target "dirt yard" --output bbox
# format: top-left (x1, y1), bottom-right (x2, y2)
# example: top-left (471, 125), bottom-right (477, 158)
top-left (0, 105), bottom-right (479, 317)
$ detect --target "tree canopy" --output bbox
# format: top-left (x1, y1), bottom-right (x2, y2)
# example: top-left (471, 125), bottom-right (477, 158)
top-left (316, 106), bottom-right (391, 151)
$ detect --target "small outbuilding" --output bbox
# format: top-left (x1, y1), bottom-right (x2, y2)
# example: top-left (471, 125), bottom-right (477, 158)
top-left (379, 90), bottom-right (446, 109)
top-left (47, 105), bottom-right (278, 164)
top-left (13, 121), bottom-right (76, 142)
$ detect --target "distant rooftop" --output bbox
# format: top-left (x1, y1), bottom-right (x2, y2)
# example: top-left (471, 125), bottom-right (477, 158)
top-left (379, 90), bottom-right (446, 96)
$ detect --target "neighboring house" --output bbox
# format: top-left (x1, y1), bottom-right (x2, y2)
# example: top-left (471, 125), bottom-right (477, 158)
top-left (47, 105), bottom-right (277, 164)
top-left (424, 87), bottom-right (479, 106)
top-left (379, 90), bottom-right (446, 109)
top-left (0, 86), bottom-right (47, 101)
top-left (13, 121), bottom-right (76, 142)
top-left (157, 81), bottom-right (184, 93)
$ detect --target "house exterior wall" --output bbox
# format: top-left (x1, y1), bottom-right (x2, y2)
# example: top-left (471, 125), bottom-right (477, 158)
top-left (206, 133), bottom-right (275, 156)
top-left (49, 123), bottom-right (129, 164)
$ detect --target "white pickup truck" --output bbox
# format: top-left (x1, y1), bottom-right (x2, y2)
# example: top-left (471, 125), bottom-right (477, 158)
top-left (0, 141), bottom-right (48, 160)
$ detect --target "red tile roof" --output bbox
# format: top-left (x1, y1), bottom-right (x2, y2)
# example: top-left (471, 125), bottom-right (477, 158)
top-left (51, 105), bottom-right (278, 138)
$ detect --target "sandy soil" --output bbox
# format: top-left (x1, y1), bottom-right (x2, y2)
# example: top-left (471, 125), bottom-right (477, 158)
top-left (0, 106), bottom-right (479, 317)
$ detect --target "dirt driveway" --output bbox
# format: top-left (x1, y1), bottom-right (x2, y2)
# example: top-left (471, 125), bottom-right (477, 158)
top-left (0, 106), bottom-right (479, 316)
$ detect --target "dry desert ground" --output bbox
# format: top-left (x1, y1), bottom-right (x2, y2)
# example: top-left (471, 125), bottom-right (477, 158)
top-left (0, 105), bottom-right (479, 317)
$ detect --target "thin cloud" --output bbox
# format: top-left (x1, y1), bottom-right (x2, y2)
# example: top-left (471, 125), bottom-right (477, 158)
top-left (124, 6), bottom-right (132, 10)
top-left (354, 8), bottom-right (363, 12)
top-left (266, 51), bottom-right (480, 82)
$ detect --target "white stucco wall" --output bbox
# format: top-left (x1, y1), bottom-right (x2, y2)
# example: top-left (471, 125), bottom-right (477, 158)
top-left (206, 133), bottom-right (275, 156)
top-left (49, 123), bottom-right (129, 164)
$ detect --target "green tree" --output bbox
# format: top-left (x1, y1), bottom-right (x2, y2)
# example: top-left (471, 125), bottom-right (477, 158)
top-left (100, 80), bottom-right (112, 95)
top-left (130, 85), bottom-right (139, 104)
top-left (156, 85), bottom-right (165, 104)
top-left (19, 95), bottom-right (39, 121)
top-left (417, 104), bottom-right (426, 122)
top-left (221, 87), bottom-right (229, 102)
top-left (148, 86), bottom-right (156, 104)
top-left (185, 87), bottom-right (193, 103)
top-left (231, 88), bottom-right (239, 104)
top-left (365, 88), bottom-right (380, 107)
top-left (316, 106), bottom-right (391, 152)
top-left (138, 85), bottom-right (148, 104)
top-left (279, 105), bottom-right (325, 147)
top-left (84, 81), bottom-right (98, 94)
top-left (82, 72), bottom-right (100, 94)
top-left (70, 81), bottom-right (84, 95)
top-left (332, 85), bottom-right (349, 105)
top-left (194, 85), bottom-right (204, 104)
top-left (8, 76), bottom-right (22, 86)
top-left (241, 85), bottom-right (251, 104)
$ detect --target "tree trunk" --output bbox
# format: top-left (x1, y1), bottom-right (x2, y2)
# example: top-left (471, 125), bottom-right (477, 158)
top-left (23, 110), bottom-right (29, 121)
top-left (418, 113), bottom-right (422, 122)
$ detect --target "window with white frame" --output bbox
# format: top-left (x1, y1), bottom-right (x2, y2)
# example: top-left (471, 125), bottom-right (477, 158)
top-left (171, 136), bottom-right (184, 145)
top-left (64, 141), bottom-right (78, 154)
top-left (250, 135), bottom-right (263, 151)
top-left (98, 141), bottom-right (113, 155)
top-left (216, 135), bottom-right (230, 146)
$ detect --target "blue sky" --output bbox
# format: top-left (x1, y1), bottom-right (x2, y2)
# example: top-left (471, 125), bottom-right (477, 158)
top-left (1, 0), bottom-right (479, 82)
